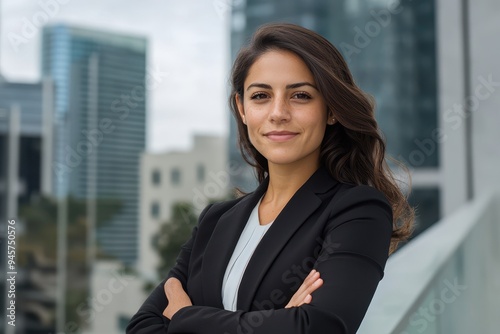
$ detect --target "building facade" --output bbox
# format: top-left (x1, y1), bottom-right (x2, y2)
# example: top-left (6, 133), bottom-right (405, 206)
top-left (0, 78), bottom-right (55, 334)
top-left (42, 24), bottom-right (147, 264)
top-left (138, 134), bottom-right (228, 280)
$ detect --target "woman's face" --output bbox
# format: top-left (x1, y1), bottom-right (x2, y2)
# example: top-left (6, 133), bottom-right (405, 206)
top-left (236, 49), bottom-right (332, 169)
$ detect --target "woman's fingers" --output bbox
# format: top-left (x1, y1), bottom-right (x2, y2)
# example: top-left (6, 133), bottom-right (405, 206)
top-left (296, 276), bottom-right (323, 305)
top-left (285, 277), bottom-right (321, 308)
top-left (298, 270), bottom-right (322, 296)
top-left (163, 278), bottom-right (193, 319)
top-left (284, 269), bottom-right (324, 308)
top-left (296, 270), bottom-right (319, 294)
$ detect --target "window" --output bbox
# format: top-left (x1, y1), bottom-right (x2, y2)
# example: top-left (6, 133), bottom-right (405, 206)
top-left (151, 201), bottom-right (160, 219)
top-left (152, 169), bottom-right (161, 185)
top-left (197, 164), bottom-right (205, 183)
top-left (171, 168), bottom-right (181, 185)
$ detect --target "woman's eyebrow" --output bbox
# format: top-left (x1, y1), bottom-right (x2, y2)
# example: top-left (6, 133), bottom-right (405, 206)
top-left (246, 82), bottom-right (318, 91)
top-left (286, 82), bottom-right (318, 90)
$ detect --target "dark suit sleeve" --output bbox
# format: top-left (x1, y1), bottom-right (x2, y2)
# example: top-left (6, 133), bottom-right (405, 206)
top-left (166, 186), bottom-right (393, 334)
top-left (126, 204), bottom-right (214, 334)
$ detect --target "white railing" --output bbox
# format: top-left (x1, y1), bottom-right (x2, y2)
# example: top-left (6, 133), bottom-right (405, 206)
top-left (358, 190), bottom-right (500, 334)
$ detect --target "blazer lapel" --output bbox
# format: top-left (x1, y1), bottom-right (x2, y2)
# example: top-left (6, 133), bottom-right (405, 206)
top-left (200, 166), bottom-right (337, 310)
top-left (201, 177), bottom-right (269, 308)
top-left (237, 167), bottom-right (339, 311)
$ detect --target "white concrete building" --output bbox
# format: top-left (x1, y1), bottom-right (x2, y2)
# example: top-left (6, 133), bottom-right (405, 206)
top-left (138, 134), bottom-right (228, 280)
top-left (83, 260), bottom-right (145, 334)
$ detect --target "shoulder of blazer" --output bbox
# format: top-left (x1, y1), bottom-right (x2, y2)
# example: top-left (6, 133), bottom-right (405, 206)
top-left (332, 183), bottom-right (391, 209)
top-left (198, 194), bottom-right (249, 223)
top-left (324, 183), bottom-right (393, 229)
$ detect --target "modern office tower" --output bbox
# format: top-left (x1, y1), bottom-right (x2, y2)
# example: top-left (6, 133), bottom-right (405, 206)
top-left (229, 0), bottom-right (440, 235)
top-left (0, 79), bottom-right (54, 220)
top-left (0, 78), bottom-right (55, 334)
top-left (42, 24), bottom-right (147, 265)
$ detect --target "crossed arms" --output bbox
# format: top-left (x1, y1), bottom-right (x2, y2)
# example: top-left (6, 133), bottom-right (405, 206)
top-left (127, 186), bottom-right (393, 334)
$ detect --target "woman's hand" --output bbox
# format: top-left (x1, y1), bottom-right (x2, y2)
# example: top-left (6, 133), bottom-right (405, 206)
top-left (163, 277), bottom-right (193, 320)
top-left (285, 269), bottom-right (323, 308)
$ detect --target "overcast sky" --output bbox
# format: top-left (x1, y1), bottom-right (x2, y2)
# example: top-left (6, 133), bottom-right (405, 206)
top-left (1, 0), bottom-right (230, 152)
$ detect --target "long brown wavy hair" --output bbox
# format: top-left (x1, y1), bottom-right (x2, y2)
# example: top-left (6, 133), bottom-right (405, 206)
top-left (229, 23), bottom-right (414, 253)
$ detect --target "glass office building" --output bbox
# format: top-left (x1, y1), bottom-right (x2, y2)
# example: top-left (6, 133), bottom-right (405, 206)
top-left (229, 0), bottom-right (439, 236)
top-left (42, 25), bottom-right (147, 264)
top-left (0, 78), bottom-right (54, 334)
top-left (0, 81), bottom-right (46, 214)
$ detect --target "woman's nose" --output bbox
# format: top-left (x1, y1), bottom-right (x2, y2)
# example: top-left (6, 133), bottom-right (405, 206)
top-left (268, 97), bottom-right (291, 123)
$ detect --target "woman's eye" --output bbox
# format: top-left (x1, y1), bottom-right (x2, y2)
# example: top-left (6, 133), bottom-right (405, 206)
top-left (293, 92), bottom-right (312, 99)
top-left (250, 93), bottom-right (268, 100)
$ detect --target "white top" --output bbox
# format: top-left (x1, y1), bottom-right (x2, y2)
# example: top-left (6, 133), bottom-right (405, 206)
top-left (222, 196), bottom-right (273, 311)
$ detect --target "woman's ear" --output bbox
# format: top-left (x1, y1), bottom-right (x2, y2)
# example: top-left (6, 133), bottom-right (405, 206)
top-left (327, 109), bottom-right (336, 125)
top-left (327, 116), bottom-right (337, 125)
top-left (235, 93), bottom-right (246, 124)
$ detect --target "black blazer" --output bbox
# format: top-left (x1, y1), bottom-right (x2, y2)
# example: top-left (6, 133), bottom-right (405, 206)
top-left (127, 166), bottom-right (393, 334)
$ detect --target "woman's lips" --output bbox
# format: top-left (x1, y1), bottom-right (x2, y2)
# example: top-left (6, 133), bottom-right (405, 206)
top-left (264, 131), bottom-right (299, 142)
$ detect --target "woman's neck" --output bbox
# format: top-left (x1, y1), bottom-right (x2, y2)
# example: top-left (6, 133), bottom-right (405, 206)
top-left (263, 160), bottom-right (320, 206)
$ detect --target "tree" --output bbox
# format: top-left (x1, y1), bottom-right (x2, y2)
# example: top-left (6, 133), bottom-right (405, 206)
top-left (17, 194), bottom-right (122, 332)
top-left (145, 195), bottom-right (234, 293)
top-left (152, 202), bottom-right (198, 280)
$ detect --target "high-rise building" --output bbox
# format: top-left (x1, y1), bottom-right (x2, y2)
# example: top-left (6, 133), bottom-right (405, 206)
top-left (229, 0), bottom-right (440, 236)
top-left (42, 24), bottom-right (147, 265)
top-left (0, 77), bottom-right (55, 334)
top-left (0, 79), bottom-right (54, 220)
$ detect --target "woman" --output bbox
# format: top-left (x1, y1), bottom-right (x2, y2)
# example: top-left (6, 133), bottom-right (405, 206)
top-left (127, 23), bottom-right (414, 334)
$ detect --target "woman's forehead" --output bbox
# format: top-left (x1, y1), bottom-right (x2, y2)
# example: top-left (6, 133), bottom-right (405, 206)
top-left (244, 50), bottom-right (316, 88)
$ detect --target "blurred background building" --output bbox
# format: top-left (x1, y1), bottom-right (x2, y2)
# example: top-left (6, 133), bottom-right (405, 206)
top-left (0, 77), bottom-right (54, 333)
top-left (138, 134), bottom-right (227, 281)
top-left (0, 78), bottom-right (53, 222)
top-left (42, 24), bottom-right (147, 265)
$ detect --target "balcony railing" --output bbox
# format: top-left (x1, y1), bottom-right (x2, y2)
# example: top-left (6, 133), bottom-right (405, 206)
top-left (358, 190), bottom-right (500, 334)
